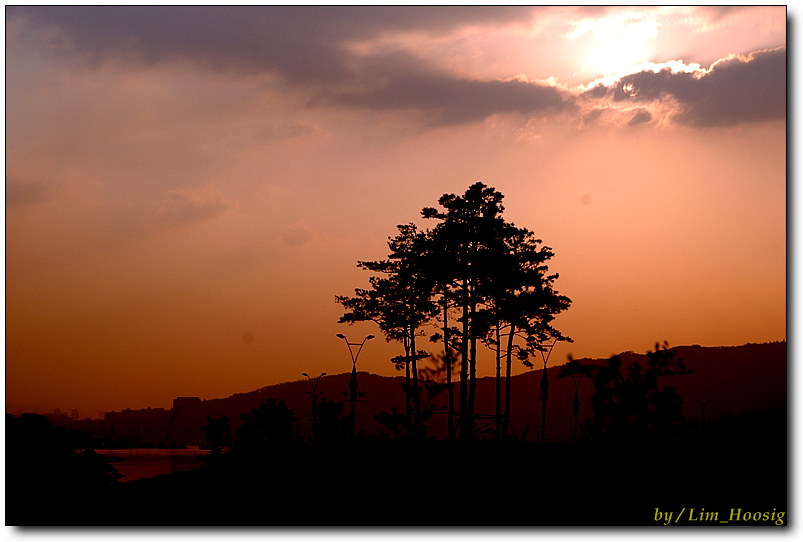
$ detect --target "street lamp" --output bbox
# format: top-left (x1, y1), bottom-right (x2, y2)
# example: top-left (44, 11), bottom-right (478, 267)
top-left (337, 334), bottom-right (375, 441)
top-left (568, 366), bottom-right (589, 443)
top-left (559, 357), bottom-right (594, 443)
top-left (302, 372), bottom-right (326, 442)
top-left (538, 340), bottom-right (559, 443)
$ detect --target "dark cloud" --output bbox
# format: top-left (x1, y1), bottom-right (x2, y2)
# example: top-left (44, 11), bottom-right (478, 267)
top-left (282, 225), bottom-right (313, 248)
top-left (8, 6), bottom-right (572, 126)
top-left (7, 6), bottom-right (534, 83)
top-left (700, 5), bottom-right (754, 22)
top-left (9, 6), bottom-right (352, 84)
top-left (155, 189), bottom-right (228, 226)
top-left (627, 109), bottom-right (653, 127)
top-left (579, 107), bottom-right (606, 127)
top-left (9, 7), bottom-right (783, 129)
top-left (327, 62), bottom-right (576, 125)
top-left (6, 179), bottom-right (50, 208)
top-left (588, 48), bottom-right (786, 127)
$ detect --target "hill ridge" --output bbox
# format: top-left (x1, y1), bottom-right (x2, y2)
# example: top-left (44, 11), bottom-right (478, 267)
top-left (28, 341), bottom-right (786, 445)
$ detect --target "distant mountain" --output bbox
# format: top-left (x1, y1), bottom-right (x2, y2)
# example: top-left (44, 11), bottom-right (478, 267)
top-left (56, 342), bottom-right (787, 445)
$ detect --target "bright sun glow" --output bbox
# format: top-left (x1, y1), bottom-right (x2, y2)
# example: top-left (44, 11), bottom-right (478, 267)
top-left (589, 40), bottom-right (648, 76)
top-left (570, 12), bottom-right (658, 76)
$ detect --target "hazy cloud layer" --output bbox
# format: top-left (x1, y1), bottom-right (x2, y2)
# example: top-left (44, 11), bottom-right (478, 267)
top-left (7, 6), bottom-right (532, 82)
top-left (281, 225), bottom-right (313, 248)
top-left (155, 187), bottom-right (230, 226)
top-left (8, 6), bottom-right (571, 126)
top-left (7, 6), bottom-right (785, 129)
top-left (6, 179), bottom-right (51, 208)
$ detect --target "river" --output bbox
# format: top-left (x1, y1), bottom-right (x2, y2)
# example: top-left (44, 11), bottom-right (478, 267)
top-left (97, 447), bottom-right (211, 482)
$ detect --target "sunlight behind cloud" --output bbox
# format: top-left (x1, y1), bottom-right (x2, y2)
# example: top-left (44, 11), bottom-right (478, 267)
top-left (588, 40), bottom-right (648, 76)
top-left (568, 12), bottom-right (660, 42)
top-left (569, 11), bottom-right (659, 77)
top-left (586, 59), bottom-right (705, 90)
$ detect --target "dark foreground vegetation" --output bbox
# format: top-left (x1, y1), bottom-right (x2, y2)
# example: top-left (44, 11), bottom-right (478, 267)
top-left (116, 439), bottom-right (787, 527)
top-left (6, 406), bottom-right (787, 527)
top-left (6, 337), bottom-right (787, 527)
top-left (6, 337), bottom-right (787, 526)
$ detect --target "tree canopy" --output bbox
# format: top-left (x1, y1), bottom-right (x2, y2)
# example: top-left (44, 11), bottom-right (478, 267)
top-left (337, 182), bottom-right (572, 439)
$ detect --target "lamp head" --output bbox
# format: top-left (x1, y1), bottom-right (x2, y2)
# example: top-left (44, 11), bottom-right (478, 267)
top-left (366, 334), bottom-right (375, 340)
top-left (336, 333), bottom-right (346, 339)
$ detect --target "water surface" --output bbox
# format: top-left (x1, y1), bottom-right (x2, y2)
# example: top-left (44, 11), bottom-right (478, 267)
top-left (97, 447), bottom-right (210, 482)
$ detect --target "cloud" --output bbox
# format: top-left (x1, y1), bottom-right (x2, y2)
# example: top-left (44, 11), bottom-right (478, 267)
top-left (627, 109), bottom-right (653, 127)
top-left (585, 47), bottom-right (786, 127)
top-left (154, 187), bottom-right (230, 226)
top-left (6, 179), bottom-right (51, 208)
top-left (8, 7), bottom-right (785, 130)
top-left (8, 6), bottom-right (574, 127)
top-left (325, 54), bottom-right (577, 125)
top-left (7, 6), bottom-right (535, 82)
top-left (260, 121), bottom-right (326, 141)
top-left (281, 225), bottom-right (313, 248)
top-left (568, 10), bottom-right (660, 41)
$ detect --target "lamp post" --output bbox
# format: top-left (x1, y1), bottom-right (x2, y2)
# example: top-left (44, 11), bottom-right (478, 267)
top-left (337, 333), bottom-right (374, 441)
top-left (569, 368), bottom-right (588, 443)
top-left (695, 399), bottom-right (711, 443)
top-left (302, 372), bottom-right (326, 442)
top-left (559, 356), bottom-right (594, 443)
top-left (538, 340), bottom-right (558, 443)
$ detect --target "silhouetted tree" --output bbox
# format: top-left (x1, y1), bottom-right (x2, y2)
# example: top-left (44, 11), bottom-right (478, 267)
top-left (477, 225), bottom-right (572, 439)
top-left (234, 399), bottom-right (299, 451)
top-left (200, 416), bottom-right (231, 455)
top-left (337, 223), bottom-right (438, 438)
top-left (6, 413), bottom-right (123, 524)
top-left (314, 397), bottom-right (350, 443)
top-left (422, 228), bottom-right (462, 439)
top-left (422, 183), bottom-right (508, 438)
top-left (423, 183), bottom-right (571, 439)
top-left (375, 406), bottom-right (406, 439)
top-left (583, 342), bottom-right (693, 442)
top-left (339, 182), bottom-right (571, 441)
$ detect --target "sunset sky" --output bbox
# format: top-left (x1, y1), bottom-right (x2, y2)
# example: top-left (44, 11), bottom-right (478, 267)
top-left (5, 6), bottom-right (787, 417)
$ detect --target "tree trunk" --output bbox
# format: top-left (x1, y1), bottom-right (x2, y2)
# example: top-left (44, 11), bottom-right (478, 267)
top-left (468, 279), bottom-right (477, 435)
top-left (495, 323), bottom-right (502, 440)
top-left (444, 285), bottom-right (455, 440)
top-left (459, 277), bottom-right (469, 439)
top-left (540, 364), bottom-right (548, 443)
top-left (411, 327), bottom-right (421, 439)
top-left (503, 325), bottom-right (515, 440)
top-left (404, 338), bottom-right (412, 437)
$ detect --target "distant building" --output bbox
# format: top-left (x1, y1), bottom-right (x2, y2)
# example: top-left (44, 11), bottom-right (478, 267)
top-left (100, 405), bottom-right (172, 445)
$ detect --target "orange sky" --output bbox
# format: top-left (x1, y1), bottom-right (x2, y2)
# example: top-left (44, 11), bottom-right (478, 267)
top-left (4, 6), bottom-right (787, 417)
